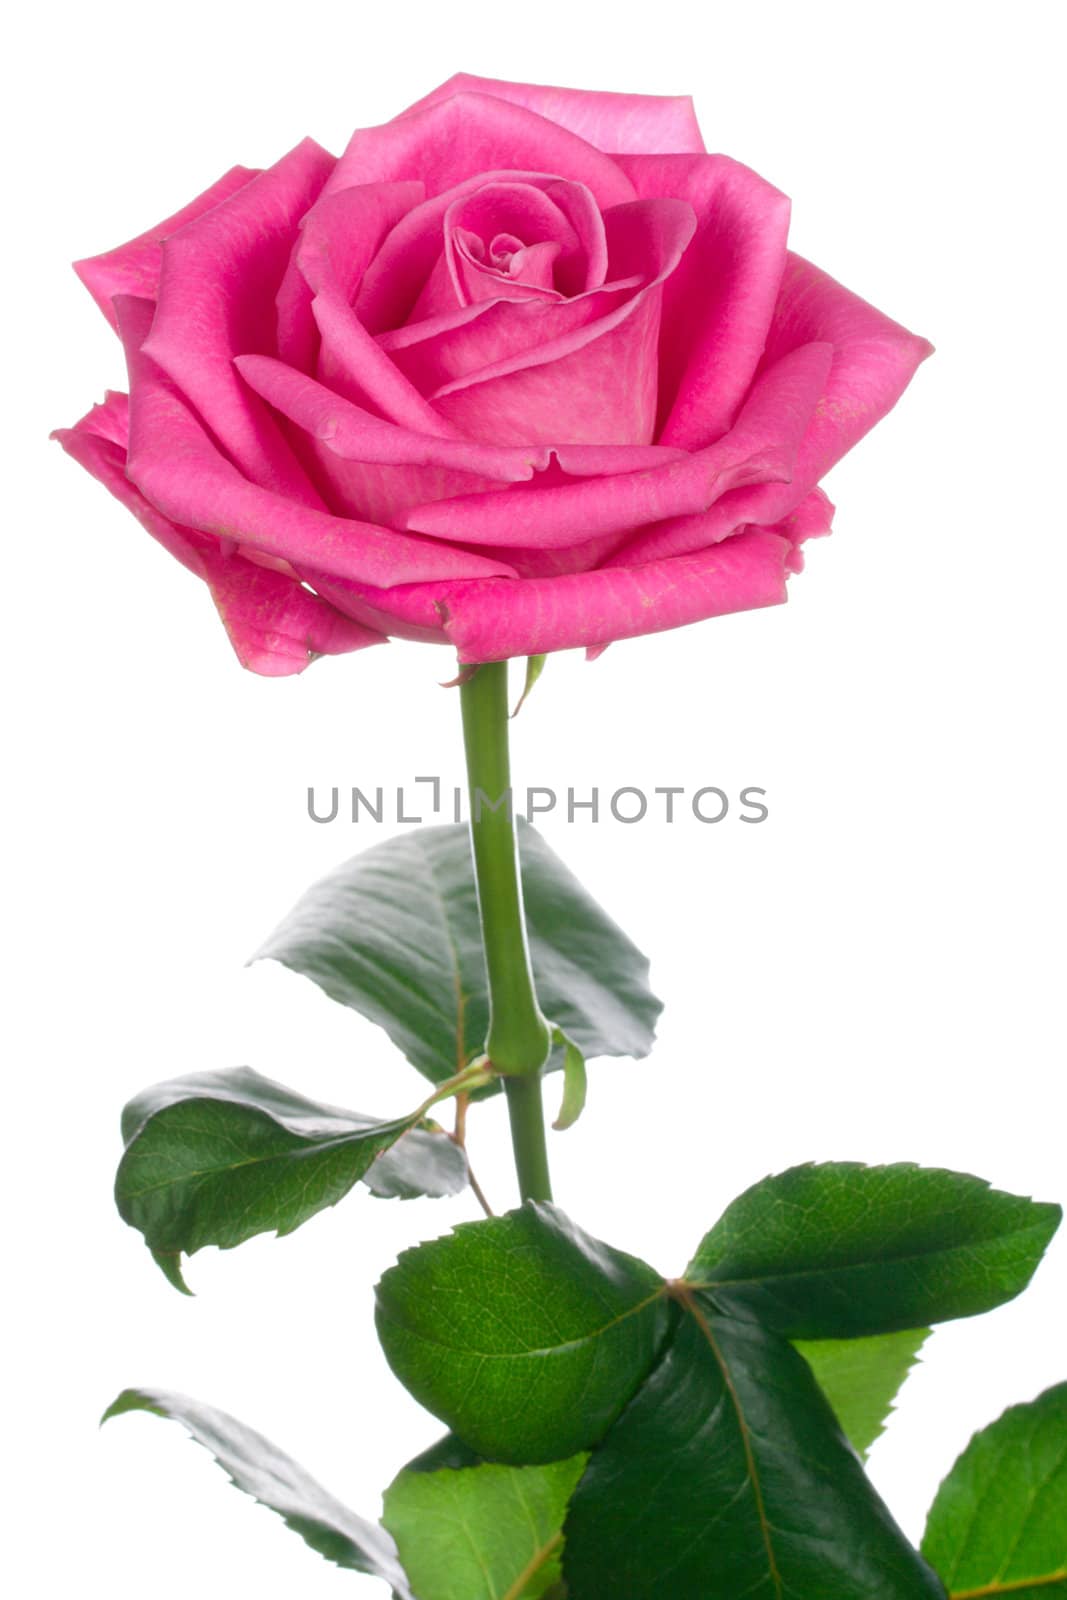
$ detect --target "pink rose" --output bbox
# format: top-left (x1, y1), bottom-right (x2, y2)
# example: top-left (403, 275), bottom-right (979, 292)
top-left (56, 73), bottom-right (931, 676)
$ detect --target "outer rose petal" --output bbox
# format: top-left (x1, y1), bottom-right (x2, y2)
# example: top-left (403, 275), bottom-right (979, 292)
top-left (328, 92), bottom-right (636, 210)
top-left (615, 254), bottom-right (933, 565)
top-left (617, 153), bottom-right (792, 448)
top-left (237, 353), bottom-right (548, 525)
top-left (69, 389), bottom-right (131, 449)
top-left (236, 356), bottom-right (548, 479)
top-left (410, 530), bottom-right (791, 659)
top-left (74, 165), bottom-right (259, 330)
top-left (405, 342), bottom-right (832, 547)
top-left (205, 557), bottom-right (384, 675)
top-left (754, 253), bottom-right (933, 501)
top-left (429, 527), bottom-right (636, 581)
top-left (759, 486), bottom-right (836, 570)
top-left (238, 358), bottom-right (684, 530)
top-left (762, 251), bottom-right (935, 429)
top-left (142, 139), bottom-right (336, 503)
top-left (303, 571), bottom-right (449, 644)
top-left (53, 399), bottom-right (382, 675)
top-left (117, 296), bottom-right (517, 588)
top-left (403, 74), bottom-right (705, 156)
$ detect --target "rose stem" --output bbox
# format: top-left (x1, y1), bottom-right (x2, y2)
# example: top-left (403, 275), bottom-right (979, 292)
top-left (459, 659), bottom-right (554, 1204)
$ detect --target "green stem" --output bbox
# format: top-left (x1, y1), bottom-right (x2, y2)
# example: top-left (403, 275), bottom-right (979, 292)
top-left (501, 1073), bottom-right (554, 1208)
top-left (459, 660), bottom-right (553, 1203)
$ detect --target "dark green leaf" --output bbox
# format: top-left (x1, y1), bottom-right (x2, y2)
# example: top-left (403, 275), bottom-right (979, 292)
top-left (922, 1382), bottom-right (1067, 1597)
top-left (796, 1328), bottom-right (929, 1457)
top-left (103, 1387), bottom-right (412, 1597)
top-left (375, 1204), bottom-right (671, 1464)
top-left (688, 1163), bottom-right (1061, 1338)
top-left (382, 1455), bottom-right (586, 1600)
top-left (150, 1247), bottom-right (194, 1295)
top-left (563, 1306), bottom-right (946, 1600)
top-left (254, 822), bottom-right (661, 1088)
top-left (116, 1067), bottom-right (467, 1280)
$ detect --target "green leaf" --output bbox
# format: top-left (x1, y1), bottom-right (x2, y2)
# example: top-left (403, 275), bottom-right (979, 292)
top-left (551, 1028), bottom-right (587, 1131)
top-left (382, 1455), bottom-right (586, 1600)
top-left (922, 1382), bottom-right (1067, 1597)
top-left (688, 1163), bottom-right (1061, 1338)
top-left (563, 1306), bottom-right (946, 1600)
top-left (254, 822), bottom-right (661, 1088)
top-left (796, 1328), bottom-right (929, 1457)
top-left (103, 1387), bottom-right (413, 1597)
top-left (375, 1204), bottom-right (672, 1463)
top-left (116, 1067), bottom-right (467, 1280)
top-left (150, 1247), bottom-right (194, 1295)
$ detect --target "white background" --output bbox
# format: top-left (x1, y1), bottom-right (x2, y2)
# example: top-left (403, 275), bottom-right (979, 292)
top-left (5, 0), bottom-right (1065, 1592)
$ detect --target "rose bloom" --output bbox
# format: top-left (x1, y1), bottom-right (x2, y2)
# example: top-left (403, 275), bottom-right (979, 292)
top-left (56, 74), bottom-right (931, 675)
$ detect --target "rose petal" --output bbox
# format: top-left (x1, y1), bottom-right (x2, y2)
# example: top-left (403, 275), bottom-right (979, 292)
top-left (142, 139), bottom-right (334, 502)
top-left (274, 178), bottom-right (426, 378)
top-left (737, 486), bottom-right (838, 577)
top-left (759, 485), bottom-right (836, 552)
top-left (205, 555), bottom-right (384, 675)
top-left (53, 398), bottom-right (381, 675)
top-left (427, 197), bottom-right (696, 445)
top-left (438, 530), bottom-right (632, 581)
top-left (328, 92), bottom-right (636, 210)
top-left (439, 174), bottom-right (608, 300)
top-left (291, 182), bottom-right (464, 436)
top-left (236, 356), bottom-right (547, 479)
top-left (617, 153), bottom-right (792, 449)
top-left (452, 234), bottom-right (560, 304)
top-left (403, 74), bottom-right (705, 156)
top-left (378, 280), bottom-right (639, 396)
top-left (549, 443), bottom-right (687, 474)
top-left (70, 389), bottom-right (131, 449)
top-left (54, 396), bottom-right (205, 576)
top-left (543, 178), bottom-right (609, 294)
top-left (304, 572), bottom-right (449, 644)
top-left (615, 255), bottom-right (933, 564)
top-left (405, 342), bottom-right (831, 547)
top-left (430, 529), bottom-right (791, 659)
top-left (117, 296), bottom-right (517, 588)
top-left (435, 294), bottom-right (662, 445)
top-left (763, 250), bottom-right (935, 399)
top-left (274, 179), bottom-right (423, 376)
top-left (237, 359), bottom-right (685, 530)
top-left (237, 353), bottom-right (550, 523)
top-left (444, 182), bottom-right (576, 305)
top-left (313, 528), bottom-right (791, 657)
top-left (761, 256), bottom-right (934, 495)
top-left (74, 166), bottom-right (258, 330)
top-left (357, 172), bottom-right (607, 333)
top-left (398, 448), bottom-right (691, 581)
